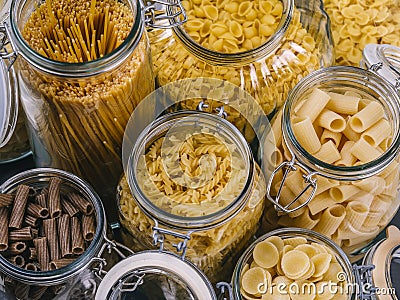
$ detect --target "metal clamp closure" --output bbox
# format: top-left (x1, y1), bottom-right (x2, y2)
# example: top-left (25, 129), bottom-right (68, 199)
top-left (0, 23), bottom-right (17, 70)
top-left (140, 0), bottom-right (187, 29)
top-left (266, 159), bottom-right (318, 213)
top-left (152, 220), bottom-right (193, 260)
top-left (117, 272), bottom-right (145, 294)
top-left (91, 236), bottom-right (135, 281)
top-left (352, 264), bottom-right (377, 300)
top-left (216, 282), bottom-right (233, 300)
top-left (368, 62), bottom-right (383, 72)
top-left (197, 101), bottom-right (228, 119)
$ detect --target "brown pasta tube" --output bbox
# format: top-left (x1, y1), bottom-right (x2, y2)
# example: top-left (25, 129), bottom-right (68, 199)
top-left (31, 228), bottom-right (39, 238)
top-left (14, 283), bottom-right (30, 300)
top-left (9, 227), bottom-right (33, 241)
top-left (61, 197), bottom-right (79, 217)
top-left (8, 255), bottom-right (25, 268)
top-left (49, 258), bottom-right (75, 270)
top-left (33, 237), bottom-right (49, 271)
top-left (29, 286), bottom-right (48, 300)
top-left (58, 214), bottom-right (72, 257)
top-left (82, 214), bottom-right (96, 241)
top-left (29, 247), bottom-right (37, 260)
top-left (71, 217), bottom-right (85, 255)
top-left (0, 207), bottom-right (9, 251)
top-left (0, 194), bottom-right (14, 207)
top-left (67, 192), bottom-right (94, 215)
top-left (24, 214), bottom-right (40, 228)
top-left (5, 241), bottom-right (27, 255)
top-left (25, 262), bottom-right (40, 271)
top-left (35, 193), bottom-right (47, 208)
top-left (9, 184), bottom-right (30, 228)
top-left (27, 202), bottom-right (49, 219)
top-left (48, 177), bottom-right (62, 218)
top-left (43, 218), bottom-right (60, 261)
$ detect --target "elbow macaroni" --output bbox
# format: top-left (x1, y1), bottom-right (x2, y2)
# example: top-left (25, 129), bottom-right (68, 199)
top-left (324, 0), bottom-right (400, 66)
top-left (263, 88), bottom-right (400, 255)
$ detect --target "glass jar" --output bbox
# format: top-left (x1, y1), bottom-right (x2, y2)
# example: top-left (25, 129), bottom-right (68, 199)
top-left (0, 0), bottom-right (30, 164)
top-left (149, 0), bottom-right (333, 118)
top-left (262, 66), bottom-right (400, 261)
top-left (0, 168), bottom-right (130, 300)
top-left (324, 0), bottom-right (400, 66)
top-left (229, 227), bottom-right (379, 300)
top-left (95, 250), bottom-right (217, 299)
top-left (362, 225), bottom-right (400, 300)
top-left (0, 0), bottom-right (180, 214)
top-left (118, 110), bottom-right (266, 284)
top-left (361, 43), bottom-right (400, 90)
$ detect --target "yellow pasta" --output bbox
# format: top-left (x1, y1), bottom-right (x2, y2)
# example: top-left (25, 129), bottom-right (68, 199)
top-left (296, 89), bottom-right (331, 123)
top-left (329, 185), bottom-right (360, 203)
top-left (314, 141), bottom-right (341, 164)
top-left (345, 201), bottom-right (369, 229)
top-left (292, 117), bottom-right (321, 154)
top-left (254, 241), bottom-right (280, 269)
top-left (281, 250), bottom-right (310, 280)
top-left (350, 139), bottom-right (382, 162)
top-left (308, 192), bottom-right (337, 216)
top-left (320, 130), bottom-right (342, 148)
top-left (335, 141), bottom-right (357, 166)
top-left (326, 92), bottom-right (360, 115)
top-left (313, 205), bottom-right (345, 236)
top-left (361, 119), bottom-right (391, 147)
top-left (315, 110), bottom-right (346, 133)
top-left (349, 101), bottom-right (384, 133)
top-left (242, 267), bottom-right (270, 295)
top-left (310, 253), bottom-right (332, 277)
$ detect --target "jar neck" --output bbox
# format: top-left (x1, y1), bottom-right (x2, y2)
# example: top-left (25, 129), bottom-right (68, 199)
top-left (8, 0), bottom-right (143, 78)
top-left (0, 168), bottom-right (106, 285)
top-left (127, 111), bottom-right (255, 231)
top-left (282, 66), bottom-right (400, 181)
top-left (171, 0), bottom-right (293, 67)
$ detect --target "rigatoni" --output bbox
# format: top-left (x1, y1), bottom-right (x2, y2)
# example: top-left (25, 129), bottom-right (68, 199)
top-left (66, 193), bottom-right (94, 215)
top-left (0, 207), bottom-right (9, 251)
top-left (48, 177), bottom-right (62, 218)
top-left (0, 194), bottom-right (14, 207)
top-left (43, 219), bottom-right (60, 261)
top-left (9, 185), bottom-right (30, 229)
top-left (71, 217), bottom-right (85, 255)
top-left (9, 227), bottom-right (33, 241)
top-left (49, 258), bottom-right (76, 270)
top-left (27, 203), bottom-right (49, 219)
top-left (82, 215), bottom-right (96, 241)
top-left (33, 237), bottom-right (50, 271)
top-left (58, 215), bottom-right (72, 258)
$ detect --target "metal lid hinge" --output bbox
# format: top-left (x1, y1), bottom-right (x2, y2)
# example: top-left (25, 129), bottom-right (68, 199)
top-left (352, 264), bottom-right (377, 300)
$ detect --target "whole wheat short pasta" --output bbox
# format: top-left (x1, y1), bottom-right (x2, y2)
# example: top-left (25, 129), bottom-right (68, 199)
top-left (0, 207), bottom-right (9, 251)
top-left (0, 194), bottom-right (14, 208)
top-left (48, 178), bottom-right (62, 219)
top-left (9, 185), bottom-right (30, 229)
top-left (263, 87), bottom-right (400, 253)
top-left (43, 218), bottom-right (60, 261)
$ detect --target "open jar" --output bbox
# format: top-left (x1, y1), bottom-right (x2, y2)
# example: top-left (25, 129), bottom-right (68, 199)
top-left (148, 0), bottom-right (333, 117)
top-left (324, 0), bottom-right (400, 66)
top-left (0, 0), bottom-right (30, 164)
top-left (118, 109), bottom-right (266, 284)
top-left (0, 0), bottom-right (186, 214)
top-left (228, 227), bottom-right (383, 300)
top-left (261, 66), bottom-right (400, 261)
top-left (0, 168), bottom-right (132, 300)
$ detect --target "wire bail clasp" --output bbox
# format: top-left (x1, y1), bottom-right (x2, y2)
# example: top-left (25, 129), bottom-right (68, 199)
top-left (266, 158), bottom-right (318, 214)
top-left (140, 0), bottom-right (187, 29)
top-left (0, 23), bottom-right (18, 70)
top-left (352, 264), bottom-right (377, 300)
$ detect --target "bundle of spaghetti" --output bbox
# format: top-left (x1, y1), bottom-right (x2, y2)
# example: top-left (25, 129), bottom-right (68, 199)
top-left (20, 0), bottom-right (154, 199)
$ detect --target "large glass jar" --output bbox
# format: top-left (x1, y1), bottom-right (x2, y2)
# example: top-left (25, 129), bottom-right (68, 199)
top-left (324, 0), bottom-right (400, 66)
top-left (0, 0), bottom-right (158, 215)
top-left (261, 66), bottom-right (400, 262)
top-left (0, 0), bottom-right (30, 164)
top-left (118, 110), bottom-right (266, 284)
top-left (0, 168), bottom-right (130, 300)
top-left (149, 0), bottom-right (333, 117)
top-left (229, 228), bottom-right (375, 300)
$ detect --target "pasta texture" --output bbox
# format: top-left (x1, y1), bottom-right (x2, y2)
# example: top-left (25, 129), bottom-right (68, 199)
top-left (240, 236), bottom-right (348, 299)
top-left (19, 0), bottom-right (154, 203)
top-left (118, 130), bottom-right (266, 283)
top-left (262, 88), bottom-right (400, 255)
top-left (149, 0), bottom-right (329, 120)
top-left (324, 0), bottom-right (400, 66)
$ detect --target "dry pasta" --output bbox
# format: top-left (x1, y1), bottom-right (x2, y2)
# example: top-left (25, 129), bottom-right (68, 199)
top-left (240, 236), bottom-right (348, 299)
top-left (263, 88), bottom-right (400, 254)
top-left (118, 129), bottom-right (266, 283)
top-left (19, 0), bottom-right (154, 203)
top-left (324, 0), bottom-right (400, 66)
top-left (149, 0), bottom-right (329, 121)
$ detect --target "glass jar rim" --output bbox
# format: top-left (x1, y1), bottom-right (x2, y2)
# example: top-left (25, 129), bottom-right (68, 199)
top-left (170, 0), bottom-right (294, 66)
top-left (124, 110), bottom-right (255, 231)
top-left (0, 168), bottom-right (106, 285)
top-left (282, 65), bottom-right (400, 181)
top-left (231, 227), bottom-right (355, 299)
top-left (8, 0), bottom-right (144, 77)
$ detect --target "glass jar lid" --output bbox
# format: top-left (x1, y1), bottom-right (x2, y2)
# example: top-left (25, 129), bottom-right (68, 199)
top-left (95, 250), bottom-right (216, 300)
top-left (362, 44), bottom-right (400, 90)
top-left (368, 226), bottom-right (400, 300)
top-left (126, 110), bottom-right (254, 230)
